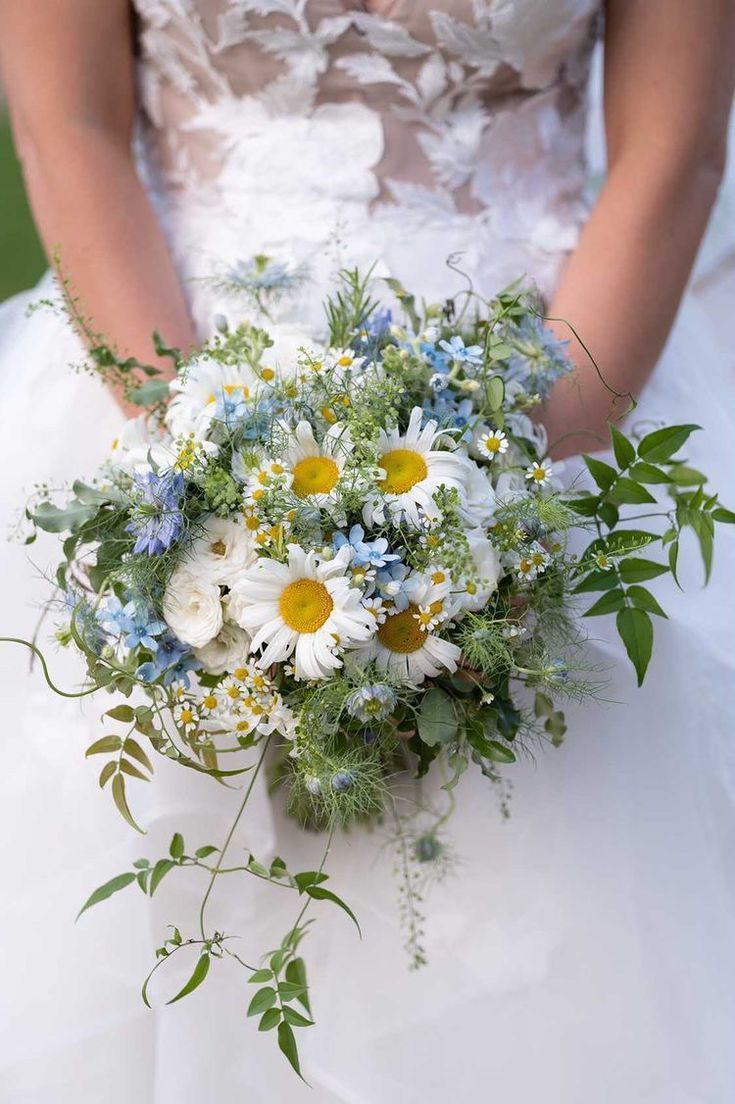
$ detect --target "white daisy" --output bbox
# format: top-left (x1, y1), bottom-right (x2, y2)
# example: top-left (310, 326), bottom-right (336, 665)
top-left (281, 420), bottom-right (354, 506)
top-left (364, 406), bottom-right (476, 528)
top-left (352, 571), bottom-right (461, 686)
top-left (166, 355), bottom-right (257, 443)
top-left (228, 544), bottom-right (375, 681)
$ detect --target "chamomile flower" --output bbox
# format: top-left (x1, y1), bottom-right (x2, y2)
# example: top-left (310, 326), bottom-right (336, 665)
top-left (526, 460), bottom-right (553, 487)
top-left (364, 406), bottom-right (476, 528)
top-left (362, 596), bottom-right (387, 625)
top-left (174, 702), bottom-right (199, 732)
top-left (593, 551), bottom-right (614, 571)
top-left (281, 420), bottom-right (354, 507)
top-left (477, 429), bottom-right (509, 460)
top-left (228, 544), bottom-right (375, 681)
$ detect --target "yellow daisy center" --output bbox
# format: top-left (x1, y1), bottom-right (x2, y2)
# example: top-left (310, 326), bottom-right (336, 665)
top-left (379, 449), bottom-right (428, 495)
top-left (377, 605), bottom-right (426, 654)
top-left (202, 694), bottom-right (217, 710)
top-left (244, 514), bottom-right (260, 531)
top-left (279, 579), bottom-right (334, 633)
top-left (292, 456), bottom-right (340, 498)
top-left (484, 436), bottom-right (501, 453)
top-left (531, 466), bottom-right (546, 482)
top-left (261, 368), bottom-right (275, 382)
top-left (431, 570), bottom-right (446, 584)
top-left (179, 708), bottom-right (194, 726)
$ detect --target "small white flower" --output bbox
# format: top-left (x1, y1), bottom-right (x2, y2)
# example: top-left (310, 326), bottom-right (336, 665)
top-left (477, 429), bottom-right (509, 460)
top-left (163, 567), bottom-right (223, 649)
top-left (174, 702), bottom-right (199, 732)
top-left (526, 460), bottom-right (553, 487)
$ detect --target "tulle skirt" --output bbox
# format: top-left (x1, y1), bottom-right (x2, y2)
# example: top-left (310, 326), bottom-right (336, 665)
top-left (1, 247), bottom-right (734, 1103)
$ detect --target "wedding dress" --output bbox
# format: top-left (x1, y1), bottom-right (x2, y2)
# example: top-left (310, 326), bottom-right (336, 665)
top-left (1, 3), bottom-right (734, 1101)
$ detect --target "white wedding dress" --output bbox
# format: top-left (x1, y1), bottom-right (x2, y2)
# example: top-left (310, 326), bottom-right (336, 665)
top-left (1, 3), bottom-right (734, 1101)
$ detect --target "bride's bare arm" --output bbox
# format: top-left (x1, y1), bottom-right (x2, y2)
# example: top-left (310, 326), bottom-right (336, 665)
top-left (544, 0), bottom-right (735, 458)
top-left (0, 0), bottom-right (196, 401)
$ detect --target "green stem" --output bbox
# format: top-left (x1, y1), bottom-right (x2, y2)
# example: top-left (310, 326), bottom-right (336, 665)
top-left (198, 735), bottom-right (271, 941)
top-left (0, 637), bottom-right (99, 699)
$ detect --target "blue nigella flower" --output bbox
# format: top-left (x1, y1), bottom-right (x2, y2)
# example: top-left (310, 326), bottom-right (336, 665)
top-left (438, 335), bottom-right (484, 365)
top-left (505, 316), bottom-right (572, 398)
top-left (346, 684), bottom-right (397, 724)
top-left (331, 770), bottom-right (355, 793)
top-left (333, 524), bottom-right (401, 570)
top-left (127, 470), bottom-right (185, 556)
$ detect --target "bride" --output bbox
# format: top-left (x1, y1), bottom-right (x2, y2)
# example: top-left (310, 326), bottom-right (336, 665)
top-left (1, 3), bottom-right (734, 1101)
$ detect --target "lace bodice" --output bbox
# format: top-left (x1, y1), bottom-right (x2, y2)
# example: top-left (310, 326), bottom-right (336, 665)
top-left (132, 1), bottom-right (602, 331)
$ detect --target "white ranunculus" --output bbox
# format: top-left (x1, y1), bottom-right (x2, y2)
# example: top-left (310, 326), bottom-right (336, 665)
top-left (163, 566), bottom-right (224, 649)
top-left (262, 323), bottom-right (323, 377)
top-left (194, 621), bottom-right (251, 675)
top-left (187, 516), bottom-right (256, 588)
top-left (462, 529), bottom-right (503, 611)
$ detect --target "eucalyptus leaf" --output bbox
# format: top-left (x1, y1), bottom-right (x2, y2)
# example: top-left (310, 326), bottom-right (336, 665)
top-left (417, 688), bottom-right (457, 747)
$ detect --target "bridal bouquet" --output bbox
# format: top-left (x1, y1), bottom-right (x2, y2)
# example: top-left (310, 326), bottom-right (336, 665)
top-left (13, 264), bottom-right (733, 1076)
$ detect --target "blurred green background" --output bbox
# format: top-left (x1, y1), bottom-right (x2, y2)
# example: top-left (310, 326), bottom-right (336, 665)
top-left (0, 109), bottom-right (46, 301)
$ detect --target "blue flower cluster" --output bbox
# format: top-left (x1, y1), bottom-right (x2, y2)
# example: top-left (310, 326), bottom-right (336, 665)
top-left (127, 470), bottom-right (185, 556)
top-left (333, 524), bottom-right (400, 570)
top-left (98, 594), bottom-right (196, 687)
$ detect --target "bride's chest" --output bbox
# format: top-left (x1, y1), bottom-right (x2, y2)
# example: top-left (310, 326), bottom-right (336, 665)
top-left (133, 0), bottom-right (601, 98)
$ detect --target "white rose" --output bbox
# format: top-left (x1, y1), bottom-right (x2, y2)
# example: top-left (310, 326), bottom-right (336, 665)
top-left (458, 461), bottom-right (497, 528)
top-left (163, 566), bottom-right (223, 648)
top-left (194, 621), bottom-right (251, 675)
top-left (187, 516), bottom-right (256, 588)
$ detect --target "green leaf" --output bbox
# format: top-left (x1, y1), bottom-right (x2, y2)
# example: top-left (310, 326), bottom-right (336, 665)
top-left (618, 558), bottom-right (668, 584)
top-left (616, 607), bottom-right (654, 686)
top-left (417, 688), bottom-right (457, 747)
top-left (247, 987), bottom-right (278, 1017)
top-left (712, 506), bottom-right (735, 524)
top-left (668, 465), bottom-right (706, 487)
top-left (120, 759), bottom-right (149, 782)
top-left (86, 735), bottom-right (122, 756)
top-left (77, 871), bottom-right (137, 919)
top-left (586, 530), bottom-right (657, 558)
top-left (149, 858), bottom-right (175, 896)
top-left (583, 454), bottom-right (617, 492)
top-left (32, 500), bottom-right (96, 534)
top-left (482, 740), bottom-right (517, 764)
top-left (106, 705), bottom-right (135, 723)
top-left (608, 477), bottom-right (656, 505)
top-left (278, 981), bottom-right (307, 1001)
top-left (169, 833), bottom-right (185, 859)
top-left (258, 1008), bottom-right (282, 1032)
top-left (277, 1021), bottom-right (305, 1081)
top-left (248, 969), bottom-right (274, 984)
top-left (626, 585), bottom-right (668, 619)
top-left (166, 952), bottom-right (210, 1005)
top-left (127, 379), bottom-right (171, 406)
top-left (283, 1007), bottom-right (314, 1028)
top-left (609, 424), bottom-right (635, 469)
top-left (573, 570), bottom-right (619, 594)
top-left (583, 588), bottom-right (626, 617)
top-left (124, 737), bottom-right (153, 774)
top-left (111, 773), bottom-right (145, 834)
top-left (668, 539), bottom-right (680, 586)
top-left (98, 762), bottom-right (116, 789)
top-left (195, 845), bottom-right (219, 859)
top-left (305, 886), bottom-right (362, 936)
top-left (486, 376), bottom-right (505, 410)
top-left (597, 502), bottom-right (619, 529)
top-left (629, 462), bottom-right (671, 484)
top-left (294, 870), bottom-right (329, 894)
top-left (285, 958), bottom-right (311, 1015)
top-left (637, 424), bottom-right (700, 463)
top-left (566, 494), bottom-right (600, 517)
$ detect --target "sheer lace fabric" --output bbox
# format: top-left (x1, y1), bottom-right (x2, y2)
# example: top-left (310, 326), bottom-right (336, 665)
top-left (133, 0), bottom-right (601, 326)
